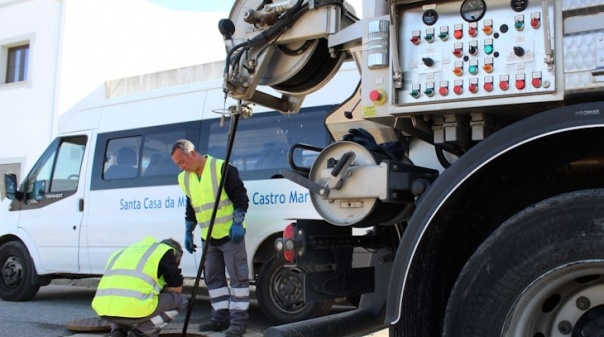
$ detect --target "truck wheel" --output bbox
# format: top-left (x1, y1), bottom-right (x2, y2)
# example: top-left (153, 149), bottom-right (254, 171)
top-left (256, 255), bottom-right (333, 324)
top-left (0, 241), bottom-right (40, 301)
top-left (443, 189), bottom-right (604, 337)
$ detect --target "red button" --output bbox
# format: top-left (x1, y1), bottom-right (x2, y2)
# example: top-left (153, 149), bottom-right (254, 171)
top-left (468, 27), bottom-right (477, 37)
top-left (454, 30), bottom-right (463, 39)
top-left (530, 18), bottom-right (540, 29)
top-left (439, 87), bottom-right (449, 96)
top-left (453, 49), bottom-right (463, 58)
top-left (369, 90), bottom-right (381, 101)
top-left (499, 81), bottom-right (509, 90)
top-left (516, 80), bottom-right (526, 90)
top-left (454, 85), bottom-right (463, 95)
top-left (532, 78), bottom-right (542, 88)
top-left (411, 36), bottom-right (420, 45)
top-left (469, 83), bottom-right (478, 93)
top-left (484, 82), bottom-right (493, 92)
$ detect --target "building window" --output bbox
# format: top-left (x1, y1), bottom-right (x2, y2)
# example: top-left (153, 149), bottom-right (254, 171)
top-left (6, 44), bottom-right (29, 83)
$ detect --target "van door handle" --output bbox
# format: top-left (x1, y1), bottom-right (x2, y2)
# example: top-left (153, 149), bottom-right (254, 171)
top-left (79, 198), bottom-right (84, 212)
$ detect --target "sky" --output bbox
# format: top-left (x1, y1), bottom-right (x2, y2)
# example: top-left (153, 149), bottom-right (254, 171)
top-left (147, 0), bottom-right (235, 12)
top-left (57, 0), bottom-right (363, 114)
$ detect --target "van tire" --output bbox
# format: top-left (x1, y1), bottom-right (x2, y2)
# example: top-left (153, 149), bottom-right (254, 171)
top-left (256, 255), bottom-right (333, 324)
top-left (0, 241), bottom-right (41, 301)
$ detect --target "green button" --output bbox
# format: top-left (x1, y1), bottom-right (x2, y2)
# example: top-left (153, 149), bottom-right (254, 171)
top-left (469, 65), bottom-right (478, 75)
top-left (484, 45), bottom-right (494, 54)
top-left (424, 88), bottom-right (434, 97)
top-left (411, 90), bottom-right (420, 98)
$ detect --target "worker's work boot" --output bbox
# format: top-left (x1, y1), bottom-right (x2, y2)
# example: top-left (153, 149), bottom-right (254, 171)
top-left (198, 320), bottom-right (229, 332)
top-left (126, 328), bottom-right (147, 337)
top-left (225, 324), bottom-right (247, 337)
top-left (110, 330), bottom-right (127, 337)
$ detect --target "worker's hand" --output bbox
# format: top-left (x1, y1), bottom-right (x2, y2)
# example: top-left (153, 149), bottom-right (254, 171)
top-left (229, 222), bottom-right (245, 243)
top-left (184, 220), bottom-right (197, 253)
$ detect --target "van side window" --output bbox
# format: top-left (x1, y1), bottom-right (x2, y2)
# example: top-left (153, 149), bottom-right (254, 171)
top-left (204, 106), bottom-right (332, 180)
top-left (142, 130), bottom-right (183, 177)
top-left (25, 136), bottom-right (87, 202)
top-left (103, 137), bottom-right (141, 180)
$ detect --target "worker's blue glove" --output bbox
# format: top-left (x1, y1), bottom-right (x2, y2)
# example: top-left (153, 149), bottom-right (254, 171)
top-left (229, 209), bottom-right (246, 243)
top-left (184, 220), bottom-right (197, 254)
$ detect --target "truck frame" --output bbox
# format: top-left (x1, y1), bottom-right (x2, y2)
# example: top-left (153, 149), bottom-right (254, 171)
top-left (220, 0), bottom-right (604, 336)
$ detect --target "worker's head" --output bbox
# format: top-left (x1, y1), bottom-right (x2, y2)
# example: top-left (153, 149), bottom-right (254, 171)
top-left (171, 139), bottom-right (200, 172)
top-left (160, 238), bottom-right (183, 265)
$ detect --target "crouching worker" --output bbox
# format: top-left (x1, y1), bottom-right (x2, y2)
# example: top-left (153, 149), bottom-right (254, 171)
top-left (92, 237), bottom-right (188, 337)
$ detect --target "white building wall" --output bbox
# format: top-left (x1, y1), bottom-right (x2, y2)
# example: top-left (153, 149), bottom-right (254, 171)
top-left (0, 0), bottom-right (62, 178)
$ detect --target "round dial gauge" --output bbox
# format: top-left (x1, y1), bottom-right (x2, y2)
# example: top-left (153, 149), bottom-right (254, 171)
top-left (422, 9), bottom-right (439, 26)
top-left (460, 0), bottom-right (487, 22)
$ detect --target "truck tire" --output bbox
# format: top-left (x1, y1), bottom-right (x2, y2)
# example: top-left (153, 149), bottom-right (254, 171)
top-left (256, 255), bottom-right (333, 324)
top-left (0, 241), bottom-right (41, 301)
top-left (443, 189), bottom-right (604, 337)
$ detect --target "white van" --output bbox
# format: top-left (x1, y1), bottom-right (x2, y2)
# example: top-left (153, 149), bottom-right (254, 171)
top-left (0, 76), bottom-right (343, 324)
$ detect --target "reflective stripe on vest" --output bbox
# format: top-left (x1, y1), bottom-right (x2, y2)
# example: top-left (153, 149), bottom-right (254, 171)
top-left (177, 156), bottom-right (243, 240)
top-left (91, 237), bottom-right (170, 318)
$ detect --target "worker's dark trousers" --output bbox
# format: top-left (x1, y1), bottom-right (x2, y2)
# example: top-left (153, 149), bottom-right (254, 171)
top-left (203, 238), bottom-right (250, 326)
top-left (103, 292), bottom-right (188, 337)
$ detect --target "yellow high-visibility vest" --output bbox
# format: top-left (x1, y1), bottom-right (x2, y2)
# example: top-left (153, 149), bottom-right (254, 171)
top-left (91, 237), bottom-right (171, 318)
top-left (177, 156), bottom-right (245, 240)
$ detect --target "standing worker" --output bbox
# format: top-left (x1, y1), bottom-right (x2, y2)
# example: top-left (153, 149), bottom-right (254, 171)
top-left (91, 237), bottom-right (188, 337)
top-left (171, 139), bottom-right (250, 337)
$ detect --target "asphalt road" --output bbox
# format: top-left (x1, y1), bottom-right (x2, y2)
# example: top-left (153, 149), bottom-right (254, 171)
top-left (0, 280), bottom-right (380, 337)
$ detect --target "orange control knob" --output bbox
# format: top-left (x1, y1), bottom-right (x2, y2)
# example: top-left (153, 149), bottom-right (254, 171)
top-left (484, 82), bottom-right (493, 92)
top-left (483, 63), bottom-right (493, 73)
top-left (453, 67), bottom-right (463, 76)
top-left (482, 26), bottom-right (493, 35)
top-left (439, 87), bottom-right (449, 96)
top-left (499, 81), bottom-right (509, 91)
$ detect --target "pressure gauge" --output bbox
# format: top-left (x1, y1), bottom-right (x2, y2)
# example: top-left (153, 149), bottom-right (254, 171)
top-left (422, 9), bottom-right (439, 26)
top-left (460, 0), bottom-right (487, 22)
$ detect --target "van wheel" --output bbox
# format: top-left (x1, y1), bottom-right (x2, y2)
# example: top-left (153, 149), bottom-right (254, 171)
top-left (0, 241), bottom-right (40, 301)
top-left (443, 189), bottom-right (604, 337)
top-left (256, 255), bottom-right (333, 324)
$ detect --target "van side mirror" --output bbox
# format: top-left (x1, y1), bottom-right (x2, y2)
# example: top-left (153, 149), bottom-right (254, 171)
top-left (4, 173), bottom-right (17, 200)
top-left (33, 180), bottom-right (46, 201)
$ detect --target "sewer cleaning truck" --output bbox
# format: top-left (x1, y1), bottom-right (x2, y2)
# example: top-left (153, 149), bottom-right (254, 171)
top-left (220, 0), bottom-right (604, 336)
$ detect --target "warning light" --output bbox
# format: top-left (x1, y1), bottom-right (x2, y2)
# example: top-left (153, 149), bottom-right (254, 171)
top-left (532, 77), bottom-right (542, 88)
top-left (484, 82), bottom-right (493, 92)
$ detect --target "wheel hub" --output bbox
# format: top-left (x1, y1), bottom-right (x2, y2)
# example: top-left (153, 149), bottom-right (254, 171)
top-left (504, 261), bottom-right (604, 337)
top-left (2, 256), bottom-right (22, 288)
top-left (275, 271), bottom-right (303, 305)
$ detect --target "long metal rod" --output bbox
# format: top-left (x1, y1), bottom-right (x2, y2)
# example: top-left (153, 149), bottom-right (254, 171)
top-left (181, 106), bottom-right (241, 336)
